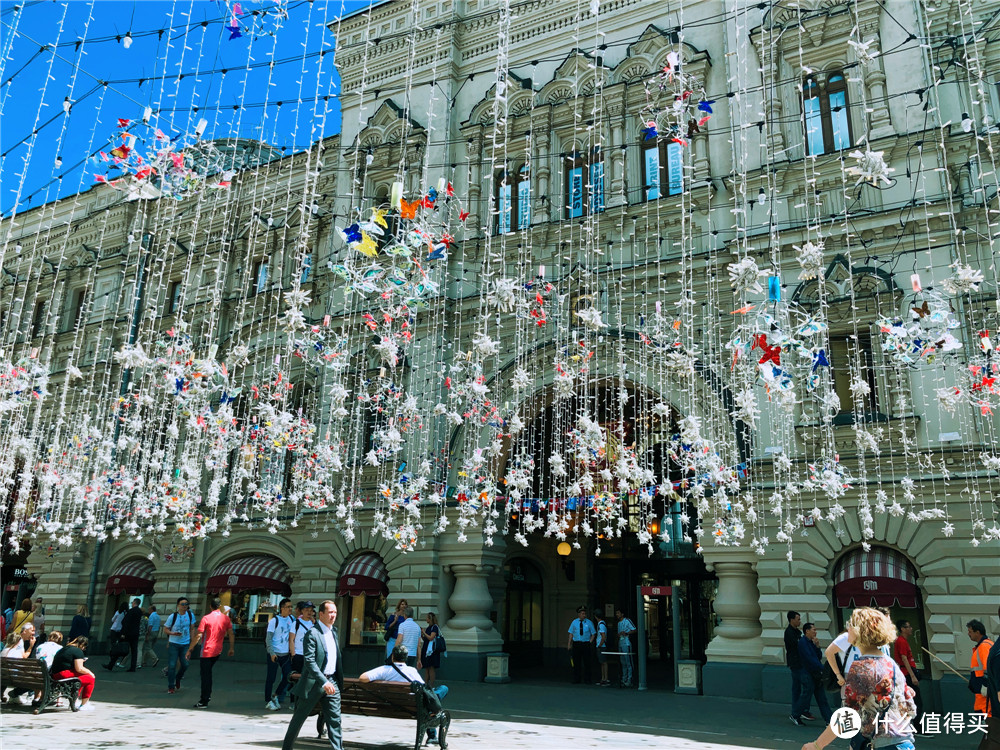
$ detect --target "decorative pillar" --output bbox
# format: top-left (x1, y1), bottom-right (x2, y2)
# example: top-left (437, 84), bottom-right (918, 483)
top-left (465, 132), bottom-right (484, 231)
top-left (606, 97), bottom-right (626, 207)
top-left (440, 533), bottom-right (504, 680)
top-left (701, 549), bottom-right (764, 699)
top-left (857, 7), bottom-right (893, 139)
top-left (530, 110), bottom-right (552, 223)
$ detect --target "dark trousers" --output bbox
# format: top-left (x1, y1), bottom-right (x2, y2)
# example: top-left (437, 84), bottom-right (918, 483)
top-left (282, 688), bottom-right (342, 750)
top-left (200, 654), bottom-right (219, 704)
top-left (790, 667), bottom-right (804, 714)
top-left (125, 635), bottom-right (140, 671)
top-left (795, 669), bottom-right (832, 722)
top-left (571, 642), bottom-right (592, 684)
top-left (977, 716), bottom-right (1000, 750)
top-left (266, 654), bottom-right (292, 702)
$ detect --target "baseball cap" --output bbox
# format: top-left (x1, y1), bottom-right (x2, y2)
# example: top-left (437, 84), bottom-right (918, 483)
top-left (298, 600), bottom-right (316, 610)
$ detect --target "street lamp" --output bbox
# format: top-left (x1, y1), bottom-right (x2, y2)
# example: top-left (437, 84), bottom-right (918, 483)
top-left (557, 541), bottom-right (575, 581)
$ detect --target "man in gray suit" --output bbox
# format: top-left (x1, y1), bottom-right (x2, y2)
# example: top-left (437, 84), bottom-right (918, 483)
top-left (282, 600), bottom-right (344, 750)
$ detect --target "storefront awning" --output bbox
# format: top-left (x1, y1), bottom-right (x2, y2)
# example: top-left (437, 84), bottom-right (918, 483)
top-left (206, 555), bottom-right (291, 596)
top-left (834, 547), bottom-right (918, 608)
top-left (337, 553), bottom-right (388, 597)
top-left (105, 558), bottom-right (156, 595)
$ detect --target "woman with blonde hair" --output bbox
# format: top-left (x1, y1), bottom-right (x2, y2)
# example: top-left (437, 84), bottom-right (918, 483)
top-left (802, 607), bottom-right (916, 750)
top-left (68, 604), bottom-right (92, 641)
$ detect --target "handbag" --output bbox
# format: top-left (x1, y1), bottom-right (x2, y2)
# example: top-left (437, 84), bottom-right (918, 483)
top-left (821, 646), bottom-right (851, 692)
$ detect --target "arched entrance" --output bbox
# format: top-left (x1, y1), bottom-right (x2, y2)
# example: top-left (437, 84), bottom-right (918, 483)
top-left (503, 558), bottom-right (543, 672)
top-left (832, 546), bottom-right (927, 672)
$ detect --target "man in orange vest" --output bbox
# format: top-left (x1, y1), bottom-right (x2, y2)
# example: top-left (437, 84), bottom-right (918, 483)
top-left (969, 619), bottom-right (995, 718)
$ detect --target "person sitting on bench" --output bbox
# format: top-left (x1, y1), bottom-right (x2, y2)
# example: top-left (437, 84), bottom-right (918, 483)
top-left (360, 645), bottom-right (448, 743)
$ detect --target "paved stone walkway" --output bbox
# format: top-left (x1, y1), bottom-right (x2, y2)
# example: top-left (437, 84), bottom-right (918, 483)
top-left (0, 661), bottom-right (970, 749)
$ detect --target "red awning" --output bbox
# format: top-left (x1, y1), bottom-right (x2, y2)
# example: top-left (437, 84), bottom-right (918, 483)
top-left (105, 558), bottom-right (156, 595)
top-left (337, 553), bottom-right (389, 597)
top-left (206, 555), bottom-right (291, 596)
top-left (834, 547), bottom-right (918, 608)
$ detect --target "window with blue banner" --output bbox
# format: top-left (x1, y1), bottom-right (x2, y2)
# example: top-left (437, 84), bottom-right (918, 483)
top-left (254, 259), bottom-right (268, 294)
top-left (300, 253), bottom-right (312, 284)
top-left (643, 142), bottom-right (683, 200)
top-left (566, 149), bottom-right (603, 218)
top-left (495, 164), bottom-right (531, 234)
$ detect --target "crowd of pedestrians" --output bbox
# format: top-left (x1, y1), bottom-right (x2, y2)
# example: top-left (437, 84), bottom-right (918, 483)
top-left (783, 604), bottom-right (1000, 750)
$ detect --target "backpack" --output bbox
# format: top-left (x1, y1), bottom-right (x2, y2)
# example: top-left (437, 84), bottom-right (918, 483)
top-left (413, 681), bottom-right (443, 715)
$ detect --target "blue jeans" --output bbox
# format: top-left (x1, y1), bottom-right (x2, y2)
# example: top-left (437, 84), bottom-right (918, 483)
top-left (619, 637), bottom-right (634, 686)
top-left (265, 653), bottom-right (292, 703)
top-left (166, 641), bottom-right (188, 689)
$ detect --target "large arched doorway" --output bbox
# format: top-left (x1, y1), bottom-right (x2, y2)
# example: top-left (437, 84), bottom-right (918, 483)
top-left (503, 557), bottom-right (543, 673)
top-left (501, 380), bottom-right (718, 684)
top-left (832, 546), bottom-right (928, 673)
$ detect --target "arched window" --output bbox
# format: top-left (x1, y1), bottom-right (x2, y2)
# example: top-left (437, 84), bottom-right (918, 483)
top-left (803, 72), bottom-right (851, 156)
top-left (495, 163), bottom-right (531, 234)
top-left (566, 147), bottom-right (604, 219)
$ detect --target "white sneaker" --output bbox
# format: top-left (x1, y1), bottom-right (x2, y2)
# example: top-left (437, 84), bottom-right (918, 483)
top-left (78, 702), bottom-right (95, 712)
top-left (266, 699), bottom-right (279, 711)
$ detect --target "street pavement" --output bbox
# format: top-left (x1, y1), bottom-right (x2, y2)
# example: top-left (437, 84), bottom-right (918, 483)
top-left (1, 659), bottom-right (971, 749)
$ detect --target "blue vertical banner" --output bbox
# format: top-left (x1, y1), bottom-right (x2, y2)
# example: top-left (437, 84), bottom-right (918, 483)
top-left (517, 178), bottom-right (531, 229)
top-left (498, 182), bottom-right (512, 233)
top-left (667, 142), bottom-right (683, 196)
top-left (645, 147), bottom-right (660, 200)
top-left (589, 160), bottom-right (604, 212)
top-left (568, 167), bottom-right (584, 218)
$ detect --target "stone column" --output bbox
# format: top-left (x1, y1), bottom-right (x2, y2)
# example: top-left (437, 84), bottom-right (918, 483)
top-left (702, 549), bottom-right (764, 699)
top-left (439, 533), bottom-right (505, 680)
top-left (530, 110), bottom-right (552, 223)
top-left (465, 131), bottom-right (484, 232)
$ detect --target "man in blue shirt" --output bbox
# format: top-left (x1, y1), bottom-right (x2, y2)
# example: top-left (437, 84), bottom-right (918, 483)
top-left (162, 597), bottom-right (197, 694)
top-left (616, 608), bottom-right (637, 687)
top-left (796, 623), bottom-right (832, 723)
top-left (566, 606), bottom-right (597, 685)
top-left (265, 598), bottom-right (295, 710)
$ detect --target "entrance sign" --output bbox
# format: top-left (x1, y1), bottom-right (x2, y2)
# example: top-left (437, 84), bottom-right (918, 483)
top-left (640, 585), bottom-right (672, 597)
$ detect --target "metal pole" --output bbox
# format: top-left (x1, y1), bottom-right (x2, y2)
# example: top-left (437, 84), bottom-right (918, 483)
top-left (637, 585), bottom-right (647, 691)
top-left (85, 235), bottom-right (150, 615)
top-left (671, 583), bottom-right (682, 691)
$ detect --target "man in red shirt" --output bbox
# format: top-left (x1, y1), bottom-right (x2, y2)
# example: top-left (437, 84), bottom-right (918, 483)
top-left (893, 619), bottom-right (922, 731)
top-left (186, 598), bottom-right (235, 709)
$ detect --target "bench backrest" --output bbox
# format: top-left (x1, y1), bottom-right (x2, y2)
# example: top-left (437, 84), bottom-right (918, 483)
top-left (340, 677), bottom-right (418, 720)
top-left (1, 656), bottom-right (48, 689)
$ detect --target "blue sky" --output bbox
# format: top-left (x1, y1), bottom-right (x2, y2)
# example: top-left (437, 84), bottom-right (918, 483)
top-left (0, 0), bottom-right (373, 216)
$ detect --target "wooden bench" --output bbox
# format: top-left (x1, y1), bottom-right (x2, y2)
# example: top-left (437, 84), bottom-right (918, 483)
top-left (289, 674), bottom-right (450, 749)
top-left (0, 656), bottom-right (81, 714)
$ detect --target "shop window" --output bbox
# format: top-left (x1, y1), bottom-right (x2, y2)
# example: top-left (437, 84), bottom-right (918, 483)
top-left (803, 73), bottom-right (851, 156)
top-left (337, 553), bottom-right (389, 646)
top-left (643, 140), bottom-right (684, 201)
top-left (566, 148), bottom-right (604, 219)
